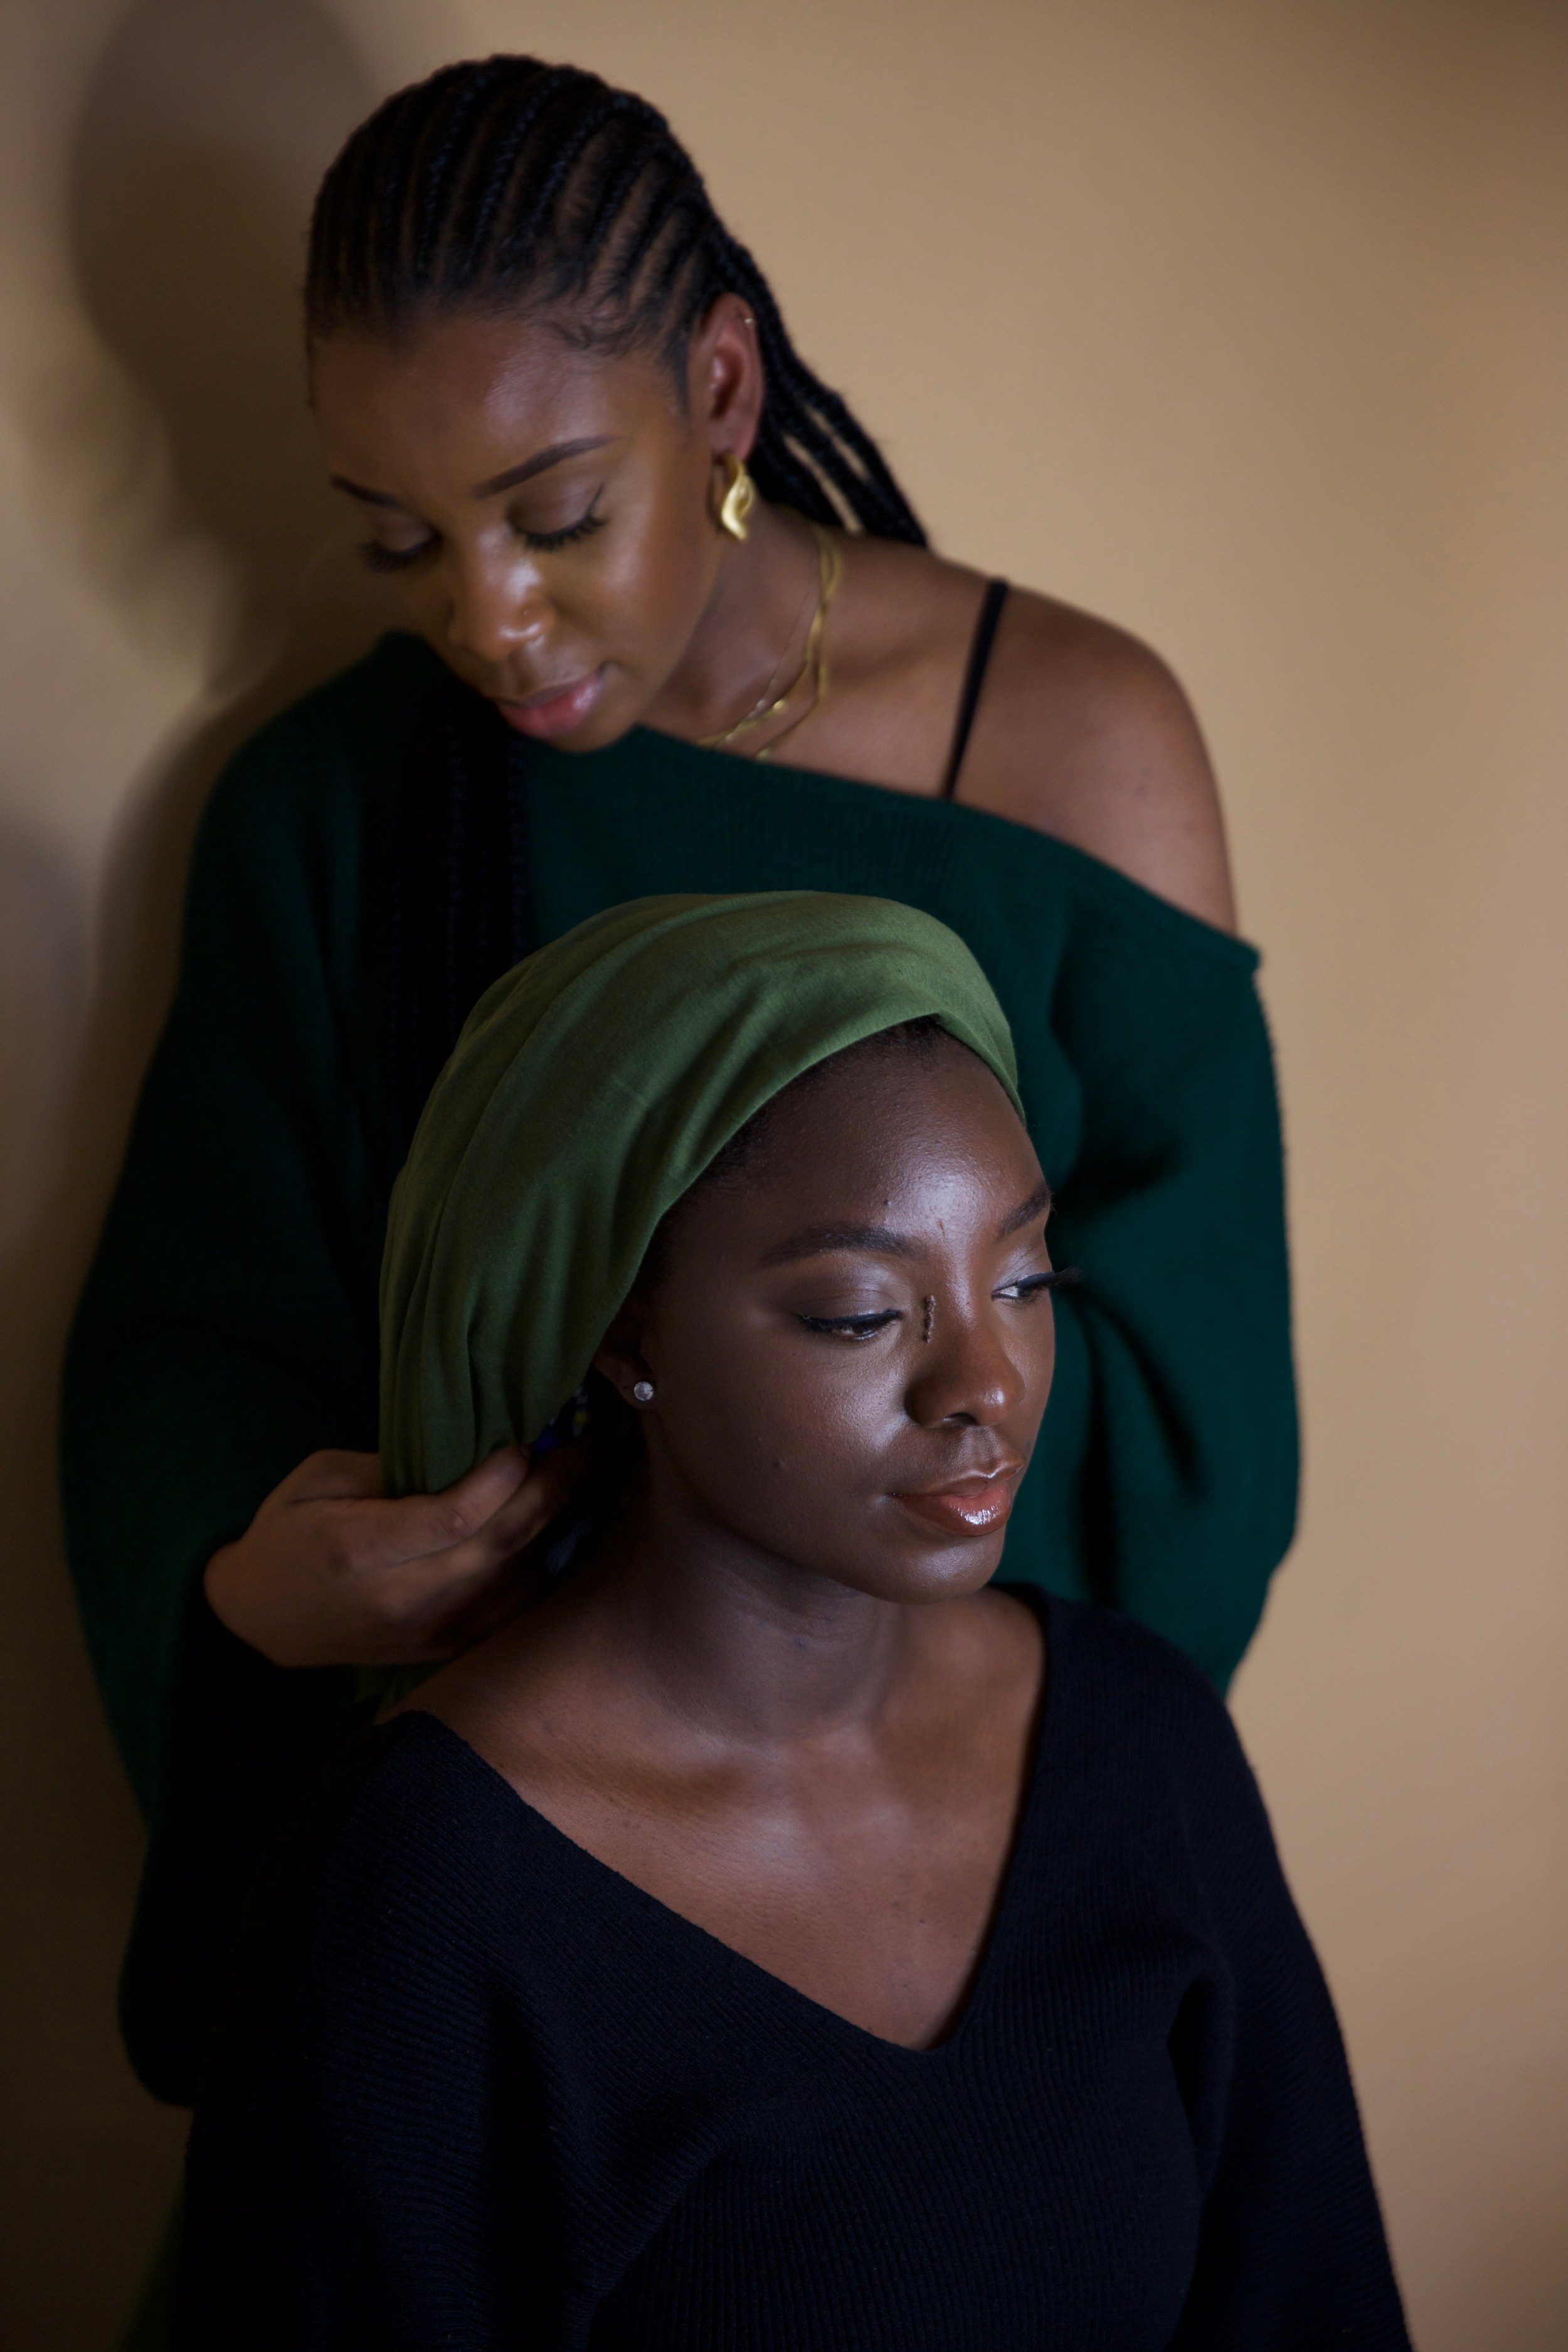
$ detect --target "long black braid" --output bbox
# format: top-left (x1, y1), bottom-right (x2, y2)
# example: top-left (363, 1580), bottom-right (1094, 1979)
top-left (306, 56), bottom-right (926, 1152)
top-left (378, 674), bottom-right (532, 1149)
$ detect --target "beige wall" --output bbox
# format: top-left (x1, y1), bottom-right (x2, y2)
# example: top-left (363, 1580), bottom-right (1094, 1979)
top-left (2, 1), bottom-right (1564, 2343)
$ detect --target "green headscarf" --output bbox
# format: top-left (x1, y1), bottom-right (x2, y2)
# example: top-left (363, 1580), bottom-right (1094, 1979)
top-left (379, 891), bottom-right (1021, 1497)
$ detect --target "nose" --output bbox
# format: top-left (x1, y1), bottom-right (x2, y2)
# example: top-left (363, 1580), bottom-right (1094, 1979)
top-left (443, 547), bottom-right (553, 672)
top-left (904, 1297), bottom-right (1037, 1431)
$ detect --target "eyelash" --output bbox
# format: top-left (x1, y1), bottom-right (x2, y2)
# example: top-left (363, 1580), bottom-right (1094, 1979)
top-left (357, 538), bottom-right (432, 575)
top-left (797, 1311), bottom-right (901, 1340)
top-left (526, 499), bottom-right (607, 553)
top-left (999, 1268), bottom-right (1080, 1303)
top-left (797, 1268), bottom-right (1080, 1341)
top-left (356, 494), bottom-right (607, 576)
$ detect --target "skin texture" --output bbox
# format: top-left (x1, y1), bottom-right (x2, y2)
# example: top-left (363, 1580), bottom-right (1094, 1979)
top-left (404, 1036), bottom-right (1057, 2052)
top-left (209, 289), bottom-right (1231, 1667)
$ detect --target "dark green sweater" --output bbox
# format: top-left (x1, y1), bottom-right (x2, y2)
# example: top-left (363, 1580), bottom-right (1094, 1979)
top-left (63, 632), bottom-right (1296, 2098)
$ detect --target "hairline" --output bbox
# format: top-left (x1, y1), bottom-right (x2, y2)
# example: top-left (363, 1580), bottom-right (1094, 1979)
top-left (304, 283), bottom-right (723, 411)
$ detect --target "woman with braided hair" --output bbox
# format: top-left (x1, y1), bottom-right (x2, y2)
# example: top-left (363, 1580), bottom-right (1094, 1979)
top-left (62, 53), bottom-right (1295, 2156)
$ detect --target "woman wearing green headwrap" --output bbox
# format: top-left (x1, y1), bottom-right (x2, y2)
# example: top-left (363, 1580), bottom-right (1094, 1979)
top-left (176, 895), bottom-right (1404, 2352)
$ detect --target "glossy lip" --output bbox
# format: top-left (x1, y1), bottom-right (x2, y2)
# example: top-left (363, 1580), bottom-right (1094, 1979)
top-left (890, 1465), bottom-right (1022, 1538)
top-left (494, 667), bottom-right (606, 739)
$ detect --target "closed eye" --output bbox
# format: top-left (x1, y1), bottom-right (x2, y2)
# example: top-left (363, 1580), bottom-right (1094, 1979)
top-left (358, 535), bottom-right (436, 575)
top-left (995, 1267), bottom-right (1080, 1303)
top-left (522, 494), bottom-right (605, 552)
top-left (795, 1310), bottom-right (903, 1341)
top-left (356, 490), bottom-right (606, 576)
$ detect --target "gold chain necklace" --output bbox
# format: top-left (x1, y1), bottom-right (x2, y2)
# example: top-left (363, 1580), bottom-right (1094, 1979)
top-left (696, 523), bottom-right (843, 758)
top-left (709, 553), bottom-right (819, 741)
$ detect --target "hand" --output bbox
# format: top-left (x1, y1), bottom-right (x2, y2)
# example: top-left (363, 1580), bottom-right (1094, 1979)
top-left (203, 1443), bottom-right (583, 1670)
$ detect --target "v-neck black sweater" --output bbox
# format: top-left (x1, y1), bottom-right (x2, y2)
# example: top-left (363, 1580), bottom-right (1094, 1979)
top-left (177, 1597), bottom-right (1408, 2349)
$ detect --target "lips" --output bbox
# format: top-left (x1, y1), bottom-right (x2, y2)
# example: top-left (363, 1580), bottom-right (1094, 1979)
top-left (494, 667), bottom-right (606, 740)
top-left (891, 1467), bottom-right (1022, 1539)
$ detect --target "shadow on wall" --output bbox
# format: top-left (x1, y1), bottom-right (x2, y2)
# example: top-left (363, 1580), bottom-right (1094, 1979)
top-left (0, 4), bottom-right (403, 2343)
top-left (63, 0), bottom-right (400, 1101)
top-left (70, 0), bottom-right (391, 695)
top-left (0, 818), bottom-right (169, 2352)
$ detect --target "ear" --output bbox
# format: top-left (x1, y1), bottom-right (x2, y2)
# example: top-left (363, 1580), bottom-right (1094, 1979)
top-left (592, 1293), bottom-right (657, 1408)
top-left (688, 291), bottom-right (764, 464)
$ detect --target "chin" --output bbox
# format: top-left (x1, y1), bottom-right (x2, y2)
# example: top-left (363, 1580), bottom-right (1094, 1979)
top-left (840, 1540), bottom-right (1008, 1609)
top-left (556, 689), bottom-right (643, 753)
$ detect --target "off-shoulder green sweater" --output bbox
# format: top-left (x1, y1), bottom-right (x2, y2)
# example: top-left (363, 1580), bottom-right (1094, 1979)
top-left (62, 632), bottom-right (1296, 2099)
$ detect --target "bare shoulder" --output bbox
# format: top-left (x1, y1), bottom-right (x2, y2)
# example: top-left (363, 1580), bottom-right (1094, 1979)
top-left (963, 587), bottom-right (1237, 930)
top-left (828, 538), bottom-right (1236, 931)
top-left (388, 1602), bottom-right (586, 1798)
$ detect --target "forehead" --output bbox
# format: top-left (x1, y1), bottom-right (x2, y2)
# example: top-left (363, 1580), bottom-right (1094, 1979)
top-left (309, 309), bottom-right (684, 485)
top-left (696, 1042), bottom-right (1039, 1246)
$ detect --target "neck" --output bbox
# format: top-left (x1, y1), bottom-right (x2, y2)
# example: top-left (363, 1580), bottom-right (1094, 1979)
top-left (643, 497), bottom-right (822, 745)
top-left (580, 1481), bottom-right (914, 1752)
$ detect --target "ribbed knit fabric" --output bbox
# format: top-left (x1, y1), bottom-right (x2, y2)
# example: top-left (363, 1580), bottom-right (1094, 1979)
top-left (177, 1595), bottom-right (1407, 2350)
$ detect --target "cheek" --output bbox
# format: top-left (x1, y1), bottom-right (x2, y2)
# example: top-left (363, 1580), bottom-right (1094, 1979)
top-left (393, 463), bottom-right (717, 696)
top-left (999, 1305), bottom-right (1056, 1466)
top-left (562, 432), bottom-right (717, 689)
top-left (649, 1317), bottom-right (904, 1546)
top-left (591, 486), bottom-right (714, 666)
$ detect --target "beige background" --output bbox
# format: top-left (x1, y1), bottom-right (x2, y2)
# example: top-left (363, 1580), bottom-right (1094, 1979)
top-left (1, 1), bottom-right (1564, 2343)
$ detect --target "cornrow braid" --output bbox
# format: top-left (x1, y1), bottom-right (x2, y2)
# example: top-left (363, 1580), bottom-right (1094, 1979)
top-left (311, 58), bottom-right (928, 1171)
top-left (307, 55), bottom-right (926, 546)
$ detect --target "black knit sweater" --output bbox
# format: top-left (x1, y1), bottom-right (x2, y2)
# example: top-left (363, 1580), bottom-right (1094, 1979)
top-left (176, 1596), bottom-right (1409, 2349)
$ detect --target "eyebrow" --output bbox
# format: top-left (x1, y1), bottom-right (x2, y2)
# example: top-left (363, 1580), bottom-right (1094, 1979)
top-left (756, 1222), bottom-right (918, 1270)
top-left (470, 437), bottom-right (615, 498)
top-left (996, 1179), bottom-right (1053, 1241)
top-left (329, 475), bottom-right (403, 509)
top-left (756, 1183), bottom-right (1053, 1271)
top-left (329, 435), bottom-right (616, 511)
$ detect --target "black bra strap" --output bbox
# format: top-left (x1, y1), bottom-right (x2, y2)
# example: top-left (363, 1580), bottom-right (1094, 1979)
top-left (940, 578), bottom-right (1009, 800)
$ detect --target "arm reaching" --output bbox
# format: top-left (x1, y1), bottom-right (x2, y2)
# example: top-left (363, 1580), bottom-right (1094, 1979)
top-left (204, 1442), bottom-right (580, 1668)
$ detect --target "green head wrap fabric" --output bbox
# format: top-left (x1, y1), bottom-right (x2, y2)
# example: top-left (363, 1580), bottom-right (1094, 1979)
top-left (379, 891), bottom-right (1021, 1497)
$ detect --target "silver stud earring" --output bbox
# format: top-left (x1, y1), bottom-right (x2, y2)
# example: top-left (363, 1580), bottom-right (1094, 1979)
top-left (632, 1380), bottom-right (655, 1404)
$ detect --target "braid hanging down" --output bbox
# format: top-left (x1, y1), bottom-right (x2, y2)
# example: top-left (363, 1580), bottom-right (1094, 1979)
top-left (380, 672), bottom-right (532, 1148)
top-left (306, 56), bottom-right (926, 1153)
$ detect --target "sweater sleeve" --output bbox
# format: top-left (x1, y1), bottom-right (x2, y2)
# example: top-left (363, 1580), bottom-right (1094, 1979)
top-left (60, 655), bottom-right (406, 2097)
top-left (1022, 881), bottom-right (1298, 1690)
top-left (176, 1724), bottom-right (548, 2352)
top-left (1162, 1670), bottom-right (1411, 2349)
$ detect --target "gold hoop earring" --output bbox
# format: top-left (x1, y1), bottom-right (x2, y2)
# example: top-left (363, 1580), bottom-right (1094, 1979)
top-left (716, 453), bottom-right (755, 543)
